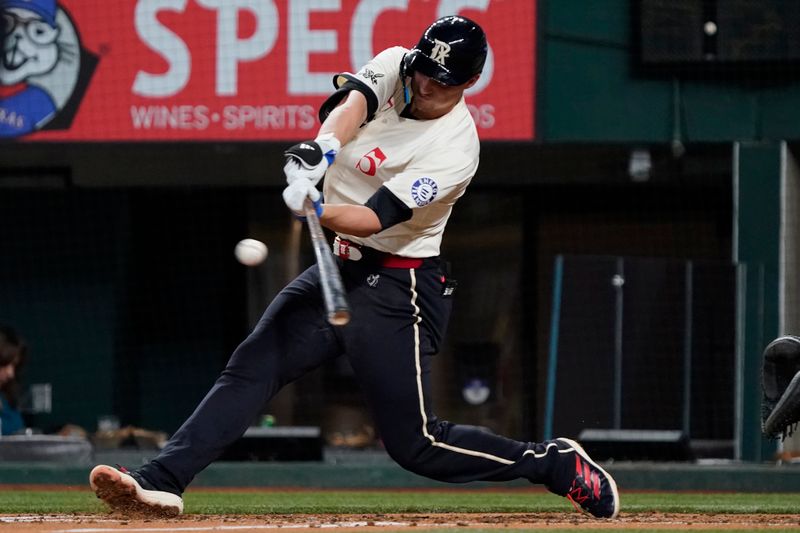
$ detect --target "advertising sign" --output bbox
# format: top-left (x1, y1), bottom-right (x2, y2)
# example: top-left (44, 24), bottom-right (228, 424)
top-left (0, 0), bottom-right (535, 141)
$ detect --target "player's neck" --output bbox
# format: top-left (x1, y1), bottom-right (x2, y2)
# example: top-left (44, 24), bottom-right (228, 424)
top-left (400, 105), bottom-right (419, 120)
top-left (406, 98), bottom-right (459, 120)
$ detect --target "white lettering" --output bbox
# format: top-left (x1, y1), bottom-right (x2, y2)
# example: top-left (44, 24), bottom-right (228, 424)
top-left (0, 107), bottom-right (24, 129)
top-left (223, 104), bottom-right (317, 129)
top-left (130, 105), bottom-right (157, 128)
top-left (132, 0), bottom-right (191, 98)
top-left (350, 0), bottom-right (408, 69)
top-left (430, 39), bottom-right (451, 65)
top-left (467, 103), bottom-right (495, 128)
top-left (194, 105), bottom-right (210, 129)
top-left (130, 104), bottom-right (316, 131)
top-left (196, 0), bottom-right (278, 96)
top-left (288, 0), bottom-right (340, 95)
top-left (130, 105), bottom-right (210, 130)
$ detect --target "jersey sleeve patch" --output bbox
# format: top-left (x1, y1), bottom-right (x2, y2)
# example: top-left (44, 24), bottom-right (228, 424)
top-left (359, 68), bottom-right (385, 86)
top-left (410, 177), bottom-right (439, 206)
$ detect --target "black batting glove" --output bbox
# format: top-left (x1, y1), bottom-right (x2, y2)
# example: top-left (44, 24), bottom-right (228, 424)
top-left (283, 133), bottom-right (341, 187)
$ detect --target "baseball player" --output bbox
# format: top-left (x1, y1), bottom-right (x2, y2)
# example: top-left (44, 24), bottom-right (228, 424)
top-left (89, 16), bottom-right (619, 519)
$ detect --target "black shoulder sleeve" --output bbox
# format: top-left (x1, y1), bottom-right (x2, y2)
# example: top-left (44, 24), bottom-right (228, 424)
top-left (364, 186), bottom-right (413, 231)
top-left (318, 74), bottom-right (380, 124)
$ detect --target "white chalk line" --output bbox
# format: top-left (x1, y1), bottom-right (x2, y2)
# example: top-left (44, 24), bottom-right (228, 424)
top-left (1, 515), bottom-right (117, 524)
top-left (52, 521), bottom-right (436, 532)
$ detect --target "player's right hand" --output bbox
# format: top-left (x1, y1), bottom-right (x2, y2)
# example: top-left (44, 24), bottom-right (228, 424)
top-left (282, 180), bottom-right (323, 219)
top-left (283, 133), bottom-right (341, 187)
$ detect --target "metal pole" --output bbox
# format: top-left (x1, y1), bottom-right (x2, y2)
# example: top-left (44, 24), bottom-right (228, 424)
top-left (734, 263), bottom-right (747, 462)
top-left (682, 261), bottom-right (694, 436)
top-left (544, 255), bottom-right (565, 441)
top-left (613, 258), bottom-right (625, 430)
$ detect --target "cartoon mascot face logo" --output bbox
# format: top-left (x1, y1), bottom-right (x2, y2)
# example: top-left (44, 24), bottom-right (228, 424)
top-left (1, 0), bottom-right (97, 137)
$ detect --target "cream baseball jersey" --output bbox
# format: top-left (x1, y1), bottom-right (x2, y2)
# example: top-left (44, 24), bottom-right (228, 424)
top-left (322, 47), bottom-right (480, 258)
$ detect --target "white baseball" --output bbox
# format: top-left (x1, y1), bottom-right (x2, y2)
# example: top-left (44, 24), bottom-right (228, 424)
top-left (235, 239), bottom-right (268, 266)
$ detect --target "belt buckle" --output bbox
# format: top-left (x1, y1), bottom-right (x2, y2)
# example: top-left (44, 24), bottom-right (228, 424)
top-left (333, 237), bottom-right (363, 261)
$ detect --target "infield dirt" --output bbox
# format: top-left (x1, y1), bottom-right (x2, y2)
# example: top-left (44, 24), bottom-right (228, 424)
top-left (3, 512), bottom-right (800, 531)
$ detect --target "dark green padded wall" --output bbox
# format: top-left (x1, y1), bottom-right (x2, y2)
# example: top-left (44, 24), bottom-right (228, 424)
top-left (541, 0), bottom-right (800, 143)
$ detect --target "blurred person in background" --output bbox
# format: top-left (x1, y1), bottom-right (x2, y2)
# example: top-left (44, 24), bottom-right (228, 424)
top-left (0, 325), bottom-right (27, 435)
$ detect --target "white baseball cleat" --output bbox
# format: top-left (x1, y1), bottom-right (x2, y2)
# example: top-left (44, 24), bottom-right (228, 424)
top-left (89, 464), bottom-right (184, 517)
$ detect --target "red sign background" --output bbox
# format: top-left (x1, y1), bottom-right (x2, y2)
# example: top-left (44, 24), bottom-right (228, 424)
top-left (22, 0), bottom-right (535, 141)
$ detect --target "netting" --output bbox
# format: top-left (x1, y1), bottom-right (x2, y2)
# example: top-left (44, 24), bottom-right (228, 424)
top-left (2, 0), bottom-right (797, 466)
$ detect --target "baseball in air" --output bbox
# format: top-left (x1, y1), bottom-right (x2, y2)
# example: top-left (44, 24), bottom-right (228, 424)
top-left (235, 239), bottom-right (268, 266)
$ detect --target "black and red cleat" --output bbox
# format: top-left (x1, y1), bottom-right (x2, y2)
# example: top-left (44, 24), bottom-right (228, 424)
top-left (557, 438), bottom-right (619, 518)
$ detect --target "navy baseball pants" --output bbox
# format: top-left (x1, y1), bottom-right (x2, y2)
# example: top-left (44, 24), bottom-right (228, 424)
top-left (138, 252), bottom-right (571, 494)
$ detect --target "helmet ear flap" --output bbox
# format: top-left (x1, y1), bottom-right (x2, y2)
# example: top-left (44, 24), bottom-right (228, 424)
top-left (400, 52), bottom-right (417, 104)
top-left (401, 51), bottom-right (418, 78)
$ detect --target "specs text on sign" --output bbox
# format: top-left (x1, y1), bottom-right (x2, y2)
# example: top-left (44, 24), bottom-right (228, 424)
top-left (133, 0), bottom-right (494, 98)
top-left (4, 0), bottom-right (533, 140)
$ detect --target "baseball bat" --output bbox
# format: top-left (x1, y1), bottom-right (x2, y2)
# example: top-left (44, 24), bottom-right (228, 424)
top-left (304, 199), bottom-right (351, 326)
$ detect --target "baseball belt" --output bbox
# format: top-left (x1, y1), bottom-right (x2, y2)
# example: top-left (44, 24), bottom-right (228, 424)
top-left (332, 236), bottom-right (423, 269)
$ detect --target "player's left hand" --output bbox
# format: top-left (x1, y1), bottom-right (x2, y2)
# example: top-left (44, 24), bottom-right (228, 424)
top-left (283, 133), bottom-right (341, 187)
top-left (282, 179), bottom-right (323, 219)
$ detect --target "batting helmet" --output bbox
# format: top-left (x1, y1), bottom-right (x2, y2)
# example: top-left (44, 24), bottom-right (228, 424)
top-left (403, 15), bottom-right (487, 86)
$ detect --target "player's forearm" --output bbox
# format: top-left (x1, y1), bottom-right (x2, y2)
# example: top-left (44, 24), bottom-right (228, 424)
top-left (318, 91), bottom-right (367, 146)
top-left (320, 204), bottom-right (382, 238)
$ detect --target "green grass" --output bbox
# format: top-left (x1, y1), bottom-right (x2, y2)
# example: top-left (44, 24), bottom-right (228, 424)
top-left (3, 489), bottom-right (800, 515)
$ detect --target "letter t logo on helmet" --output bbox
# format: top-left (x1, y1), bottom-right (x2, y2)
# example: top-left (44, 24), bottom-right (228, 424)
top-left (430, 39), bottom-right (452, 65)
